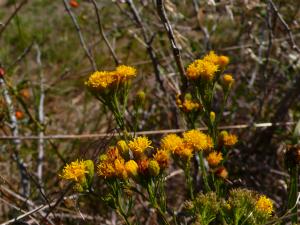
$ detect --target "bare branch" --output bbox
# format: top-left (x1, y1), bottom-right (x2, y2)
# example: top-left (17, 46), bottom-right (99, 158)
top-left (268, 0), bottom-right (300, 53)
top-left (90, 0), bottom-right (120, 66)
top-left (0, 0), bottom-right (28, 37)
top-left (156, 0), bottom-right (187, 91)
top-left (62, 0), bottom-right (97, 71)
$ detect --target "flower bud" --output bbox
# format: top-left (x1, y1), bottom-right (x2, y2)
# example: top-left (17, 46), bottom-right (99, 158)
top-left (15, 111), bottom-right (24, 120)
top-left (184, 93), bottom-right (192, 101)
top-left (70, 0), bottom-right (79, 8)
top-left (210, 111), bottom-right (215, 123)
top-left (222, 74), bottom-right (234, 89)
top-left (84, 160), bottom-right (94, 185)
top-left (136, 90), bottom-right (146, 104)
top-left (218, 55), bottom-right (230, 68)
top-left (125, 160), bottom-right (139, 178)
top-left (148, 160), bottom-right (160, 177)
top-left (117, 140), bottom-right (129, 157)
top-left (285, 145), bottom-right (300, 168)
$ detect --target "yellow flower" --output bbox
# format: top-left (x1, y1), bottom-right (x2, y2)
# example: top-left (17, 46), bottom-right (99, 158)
top-left (128, 136), bottom-right (152, 157)
top-left (125, 160), bottom-right (139, 178)
top-left (114, 158), bottom-right (127, 179)
top-left (218, 55), bottom-right (230, 68)
top-left (207, 151), bottom-right (223, 167)
top-left (186, 59), bottom-right (219, 81)
top-left (161, 134), bottom-right (183, 153)
top-left (153, 150), bottom-right (170, 169)
top-left (223, 133), bottom-right (238, 147)
top-left (115, 65), bottom-right (136, 82)
top-left (61, 160), bottom-right (88, 182)
top-left (85, 71), bottom-right (116, 91)
top-left (174, 143), bottom-right (194, 161)
top-left (203, 51), bottom-right (220, 65)
top-left (222, 74), bottom-right (234, 88)
top-left (256, 195), bottom-right (273, 216)
top-left (97, 161), bottom-right (115, 179)
top-left (183, 129), bottom-right (212, 151)
top-left (182, 99), bottom-right (200, 112)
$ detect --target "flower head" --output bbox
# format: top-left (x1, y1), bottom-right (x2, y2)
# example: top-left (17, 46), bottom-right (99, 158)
top-left (128, 136), bottom-right (152, 158)
top-left (207, 151), bottom-right (223, 167)
top-left (85, 71), bottom-right (116, 91)
top-left (97, 161), bottom-right (115, 179)
top-left (161, 134), bottom-right (183, 153)
top-left (203, 51), bottom-right (220, 64)
top-left (153, 150), bottom-right (170, 169)
top-left (223, 133), bottom-right (238, 147)
top-left (61, 160), bottom-right (88, 182)
top-left (183, 130), bottom-right (212, 151)
top-left (186, 59), bottom-right (219, 81)
top-left (115, 65), bottom-right (136, 82)
top-left (256, 195), bottom-right (273, 216)
top-left (174, 143), bottom-right (194, 161)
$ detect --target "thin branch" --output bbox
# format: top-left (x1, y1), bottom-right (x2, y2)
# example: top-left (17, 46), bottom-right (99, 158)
top-left (268, 0), bottom-right (300, 53)
top-left (62, 0), bottom-right (97, 71)
top-left (156, 0), bottom-right (187, 91)
top-left (0, 0), bottom-right (28, 37)
top-left (35, 44), bottom-right (45, 189)
top-left (90, 0), bottom-right (120, 66)
top-left (0, 76), bottom-right (30, 197)
top-left (0, 121), bottom-right (296, 140)
top-left (125, 0), bottom-right (166, 92)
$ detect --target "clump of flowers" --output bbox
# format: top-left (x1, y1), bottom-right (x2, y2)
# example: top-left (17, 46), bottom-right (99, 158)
top-left (207, 151), bottom-right (223, 167)
top-left (218, 131), bottom-right (238, 148)
top-left (85, 65), bottom-right (137, 131)
top-left (256, 195), bottom-right (274, 216)
top-left (60, 159), bottom-right (94, 192)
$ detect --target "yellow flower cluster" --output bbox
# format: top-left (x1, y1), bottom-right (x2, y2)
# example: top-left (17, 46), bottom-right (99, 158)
top-left (255, 195), bottom-right (274, 216)
top-left (61, 160), bottom-right (88, 183)
top-left (128, 136), bottom-right (152, 158)
top-left (186, 51), bottom-right (229, 81)
top-left (176, 95), bottom-right (201, 112)
top-left (85, 65), bottom-right (136, 91)
top-left (218, 131), bottom-right (238, 147)
top-left (160, 130), bottom-right (213, 161)
top-left (97, 137), bottom-right (170, 180)
top-left (207, 151), bottom-right (223, 167)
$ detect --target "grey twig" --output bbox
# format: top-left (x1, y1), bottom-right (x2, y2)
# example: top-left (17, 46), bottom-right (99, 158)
top-left (0, 0), bottom-right (28, 37)
top-left (90, 0), bottom-right (120, 66)
top-left (125, 0), bottom-right (166, 92)
top-left (63, 0), bottom-right (97, 71)
top-left (35, 44), bottom-right (45, 189)
top-left (268, 0), bottom-right (300, 53)
top-left (156, 0), bottom-right (187, 91)
top-left (0, 121), bottom-right (296, 140)
top-left (0, 77), bottom-right (30, 197)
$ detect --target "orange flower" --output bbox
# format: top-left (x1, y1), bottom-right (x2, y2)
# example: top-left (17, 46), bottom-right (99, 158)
top-left (15, 111), bottom-right (23, 120)
top-left (70, 0), bottom-right (79, 8)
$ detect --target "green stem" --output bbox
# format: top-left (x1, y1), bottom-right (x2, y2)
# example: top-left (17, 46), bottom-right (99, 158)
top-left (287, 165), bottom-right (298, 223)
top-left (199, 152), bottom-right (210, 192)
top-left (184, 162), bottom-right (194, 199)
